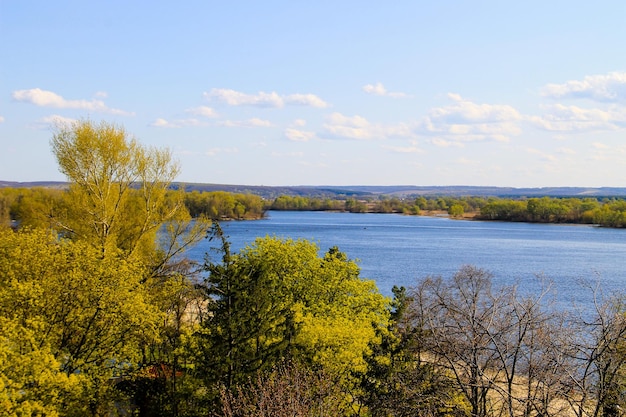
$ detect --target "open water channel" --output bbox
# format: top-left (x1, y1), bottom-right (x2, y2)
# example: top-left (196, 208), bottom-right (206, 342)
top-left (186, 210), bottom-right (626, 311)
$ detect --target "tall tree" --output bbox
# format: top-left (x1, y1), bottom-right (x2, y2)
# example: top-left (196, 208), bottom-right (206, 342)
top-left (50, 119), bottom-right (208, 269)
top-left (407, 266), bottom-right (513, 417)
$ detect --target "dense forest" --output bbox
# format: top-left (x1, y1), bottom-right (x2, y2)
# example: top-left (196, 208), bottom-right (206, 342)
top-left (2, 120), bottom-right (626, 417)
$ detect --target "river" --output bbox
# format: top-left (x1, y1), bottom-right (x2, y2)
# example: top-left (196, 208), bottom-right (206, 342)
top-left (185, 211), bottom-right (626, 310)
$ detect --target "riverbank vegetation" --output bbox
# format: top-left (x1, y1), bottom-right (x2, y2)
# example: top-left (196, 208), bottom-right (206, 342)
top-left (4, 176), bottom-right (626, 229)
top-left (268, 194), bottom-right (626, 227)
top-left (3, 120), bottom-right (626, 416)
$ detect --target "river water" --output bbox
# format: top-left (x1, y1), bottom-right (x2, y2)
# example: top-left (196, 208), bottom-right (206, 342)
top-left (186, 211), bottom-right (626, 310)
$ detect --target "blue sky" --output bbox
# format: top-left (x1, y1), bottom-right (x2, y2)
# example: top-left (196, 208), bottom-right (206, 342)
top-left (2, 1), bottom-right (626, 187)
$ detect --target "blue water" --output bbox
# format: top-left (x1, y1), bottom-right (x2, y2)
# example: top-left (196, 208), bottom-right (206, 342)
top-left (186, 211), bottom-right (626, 309)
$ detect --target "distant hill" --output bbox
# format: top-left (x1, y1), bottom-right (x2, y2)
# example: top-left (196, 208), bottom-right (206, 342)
top-left (3, 181), bottom-right (626, 199)
top-left (177, 184), bottom-right (626, 198)
top-left (0, 181), bottom-right (68, 189)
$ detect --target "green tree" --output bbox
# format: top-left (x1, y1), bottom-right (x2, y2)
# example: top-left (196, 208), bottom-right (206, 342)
top-left (196, 230), bottom-right (390, 408)
top-left (448, 203), bottom-right (465, 218)
top-left (196, 224), bottom-right (297, 392)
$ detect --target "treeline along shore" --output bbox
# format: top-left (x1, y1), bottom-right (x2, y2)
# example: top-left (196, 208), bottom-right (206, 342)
top-left (3, 185), bottom-right (626, 227)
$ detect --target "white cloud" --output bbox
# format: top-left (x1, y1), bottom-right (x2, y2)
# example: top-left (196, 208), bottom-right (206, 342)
top-left (323, 112), bottom-right (414, 140)
top-left (42, 114), bottom-right (76, 125)
top-left (542, 72), bottom-right (626, 102)
top-left (285, 93), bottom-right (329, 108)
top-left (205, 89), bottom-right (283, 107)
top-left (218, 118), bottom-right (273, 128)
top-left (204, 88), bottom-right (328, 108)
top-left (430, 93), bottom-right (521, 124)
top-left (292, 119), bottom-right (307, 127)
top-left (28, 114), bottom-right (77, 130)
top-left (186, 106), bottom-right (218, 118)
top-left (419, 94), bottom-right (522, 142)
top-left (12, 88), bottom-right (133, 115)
top-left (363, 82), bottom-right (409, 98)
top-left (285, 128), bottom-right (316, 142)
top-left (151, 118), bottom-right (176, 128)
top-left (0, 116), bottom-right (4, 123)
top-left (528, 104), bottom-right (626, 132)
top-left (150, 118), bottom-right (206, 128)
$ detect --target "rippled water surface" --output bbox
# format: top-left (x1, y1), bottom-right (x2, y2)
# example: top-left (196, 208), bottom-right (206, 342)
top-left (187, 211), bottom-right (626, 309)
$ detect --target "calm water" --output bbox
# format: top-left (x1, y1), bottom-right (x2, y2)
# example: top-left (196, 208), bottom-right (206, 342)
top-left (187, 211), bottom-right (626, 309)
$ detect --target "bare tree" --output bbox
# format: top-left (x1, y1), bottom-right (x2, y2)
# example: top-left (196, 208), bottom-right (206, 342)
top-left (559, 281), bottom-right (626, 417)
top-left (408, 266), bottom-right (509, 417)
top-left (217, 361), bottom-right (352, 417)
top-left (407, 266), bottom-right (570, 417)
top-left (483, 281), bottom-right (571, 417)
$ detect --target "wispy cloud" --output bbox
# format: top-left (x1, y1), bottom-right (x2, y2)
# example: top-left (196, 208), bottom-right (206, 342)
top-left (28, 114), bottom-right (77, 129)
top-left (218, 118), bottom-right (273, 128)
top-left (528, 104), bottom-right (626, 132)
top-left (285, 128), bottom-right (316, 142)
top-left (323, 112), bottom-right (414, 140)
top-left (185, 106), bottom-right (218, 118)
top-left (0, 116), bottom-right (4, 123)
top-left (150, 118), bottom-right (207, 128)
top-left (285, 93), bottom-right (329, 107)
top-left (42, 114), bottom-right (76, 126)
top-left (12, 88), bottom-right (133, 115)
top-left (363, 82), bottom-right (410, 98)
top-left (419, 94), bottom-right (522, 142)
top-left (204, 88), bottom-right (329, 108)
top-left (542, 72), bottom-right (626, 102)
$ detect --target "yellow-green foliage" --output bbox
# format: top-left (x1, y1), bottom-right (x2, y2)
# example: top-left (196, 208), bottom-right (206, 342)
top-left (0, 318), bottom-right (82, 417)
top-left (235, 237), bottom-right (390, 376)
top-left (185, 190), bottom-right (265, 219)
top-left (0, 228), bottom-right (162, 414)
top-left (50, 119), bottom-right (191, 260)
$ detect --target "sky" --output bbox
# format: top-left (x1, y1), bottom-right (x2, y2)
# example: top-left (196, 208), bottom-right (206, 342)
top-left (2, 1), bottom-right (626, 187)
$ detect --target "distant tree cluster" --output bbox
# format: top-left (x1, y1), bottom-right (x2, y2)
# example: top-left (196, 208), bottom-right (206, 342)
top-left (184, 190), bottom-right (265, 220)
top-left (478, 196), bottom-right (626, 226)
top-left (269, 195), bottom-right (345, 211)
